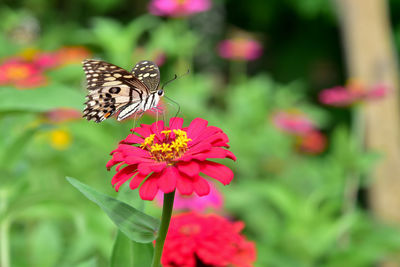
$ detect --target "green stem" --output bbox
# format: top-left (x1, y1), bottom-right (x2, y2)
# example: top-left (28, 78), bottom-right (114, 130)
top-left (0, 189), bottom-right (10, 267)
top-left (151, 191), bottom-right (175, 267)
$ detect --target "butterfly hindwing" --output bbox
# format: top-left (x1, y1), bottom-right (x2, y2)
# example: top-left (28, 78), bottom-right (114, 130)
top-left (131, 60), bottom-right (160, 92)
top-left (82, 59), bottom-right (151, 122)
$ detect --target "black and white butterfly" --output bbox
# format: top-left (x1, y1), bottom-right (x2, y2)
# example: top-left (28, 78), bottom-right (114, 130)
top-left (82, 59), bottom-right (163, 123)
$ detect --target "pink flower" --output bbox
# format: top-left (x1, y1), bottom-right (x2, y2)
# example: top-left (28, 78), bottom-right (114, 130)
top-left (218, 38), bottom-right (263, 61)
top-left (44, 108), bottom-right (82, 123)
top-left (272, 110), bottom-right (315, 135)
top-left (319, 81), bottom-right (387, 107)
top-left (0, 58), bottom-right (46, 88)
top-left (155, 181), bottom-right (223, 212)
top-left (107, 117), bottom-right (236, 200)
top-left (162, 212), bottom-right (256, 267)
top-left (149, 0), bottom-right (211, 17)
top-left (33, 52), bottom-right (60, 69)
top-left (296, 130), bottom-right (326, 155)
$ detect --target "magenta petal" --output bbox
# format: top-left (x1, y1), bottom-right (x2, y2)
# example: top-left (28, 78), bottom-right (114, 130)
top-left (157, 167), bottom-right (178, 193)
top-left (169, 117), bottom-right (184, 130)
top-left (187, 147), bottom-right (237, 161)
top-left (139, 177), bottom-right (159, 200)
top-left (177, 175), bottom-right (194, 195)
top-left (151, 120), bottom-right (165, 139)
top-left (138, 161), bottom-right (167, 174)
top-left (187, 118), bottom-right (208, 140)
top-left (121, 134), bottom-right (144, 144)
top-left (193, 176), bottom-right (210, 196)
top-left (200, 161), bottom-right (233, 185)
top-left (133, 124), bottom-right (152, 138)
top-left (177, 161), bottom-right (200, 177)
top-left (130, 172), bottom-right (148, 190)
top-left (111, 165), bottom-right (137, 185)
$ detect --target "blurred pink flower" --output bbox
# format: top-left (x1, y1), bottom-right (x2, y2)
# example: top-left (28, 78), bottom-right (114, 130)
top-left (296, 130), bottom-right (326, 155)
top-left (44, 108), bottom-right (82, 123)
top-left (319, 81), bottom-right (387, 107)
top-left (0, 58), bottom-right (46, 88)
top-left (218, 38), bottom-right (263, 61)
top-left (272, 110), bottom-right (315, 135)
top-left (33, 52), bottom-right (60, 69)
top-left (149, 0), bottom-right (211, 17)
top-left (155, 181), bottom-right (223, 212)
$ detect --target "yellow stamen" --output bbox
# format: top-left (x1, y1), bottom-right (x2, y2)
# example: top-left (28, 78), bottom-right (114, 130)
top-left (141, 129), bottom-right (191, 163)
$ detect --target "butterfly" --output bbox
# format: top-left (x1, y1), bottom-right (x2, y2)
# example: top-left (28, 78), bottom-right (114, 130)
top-left (82, 59), bottom-right (163, 123)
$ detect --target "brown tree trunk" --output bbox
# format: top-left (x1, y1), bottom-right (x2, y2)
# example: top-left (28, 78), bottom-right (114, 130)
top-left (335, 0), bottom-right (400, 223)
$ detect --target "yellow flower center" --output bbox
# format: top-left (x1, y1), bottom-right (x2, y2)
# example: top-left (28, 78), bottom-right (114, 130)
top-left (6, 65), bottom-right (31, 80)
top-left (140, 129), bottom-right (191, 163)
top-left (50, 129), bottom-right (71, 150)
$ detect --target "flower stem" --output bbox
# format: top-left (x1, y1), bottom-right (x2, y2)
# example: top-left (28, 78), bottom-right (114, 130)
top-left (151, 190), bottom-right (175, 267)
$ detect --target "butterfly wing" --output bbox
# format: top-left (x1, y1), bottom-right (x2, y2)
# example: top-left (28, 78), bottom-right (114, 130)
top-left (131, 60), bottom-right (160, 93)
top-left (82, 59), bottom-right (150, 122)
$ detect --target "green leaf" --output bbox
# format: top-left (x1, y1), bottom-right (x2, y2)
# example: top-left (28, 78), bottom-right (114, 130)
top-left (110, 230), bottom-right (134, 267)
top-left (66, 177), bottom-right (160, 243)
top-left (110, 230), bottom-right (153, 267)
top-left (0, 85), bottom-right (84, 112)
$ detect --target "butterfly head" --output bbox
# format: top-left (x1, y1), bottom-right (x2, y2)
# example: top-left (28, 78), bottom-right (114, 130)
top-left (157, 89), bottom-right (164, 96)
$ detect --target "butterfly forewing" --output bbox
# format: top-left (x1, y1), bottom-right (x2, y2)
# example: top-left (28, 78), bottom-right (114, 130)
top-left (131, 60), bottom-right (160, 92)
top-left (82, 59), bottom-right (151, 122)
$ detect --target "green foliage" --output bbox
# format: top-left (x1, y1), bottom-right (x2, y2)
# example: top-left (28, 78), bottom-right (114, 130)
top-left (67, 177), bottom-right (160, 243)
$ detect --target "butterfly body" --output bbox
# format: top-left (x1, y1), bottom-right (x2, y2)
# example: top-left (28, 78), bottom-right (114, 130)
top-left (82, 59), bottom-right (162, 122)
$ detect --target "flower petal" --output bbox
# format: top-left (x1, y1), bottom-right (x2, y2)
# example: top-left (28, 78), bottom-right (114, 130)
top-left (200, 161), bottom-right (233, 185)
top-left (177, 175), bottom-right (194, 195)
top-left (130, 172), bottom-right (148, 190)
top-left (193, 176), bottom-right (210, 196)
top-left (121, 133), bottom-right (144, 144)
top-left (157, 167), bottom-right (178, 193)
top-left (138, 161), bottom-right (167, 174)
top-left (169, 117), bottom-right (184, 130)
top-left (151, 120), bottom-right (165, 140)
top-left (139, 177), bottom-right (159, 200)
top-left (177, 161), bottom-right (200, 177)
top-left (133, 124), bottom-right (152, 138)
top-left (185, 147), bottom-right (237, 161)
top-left (112, 165), bottom-right (138, 191)
top-left (187, 118), bottom-right (208, 141)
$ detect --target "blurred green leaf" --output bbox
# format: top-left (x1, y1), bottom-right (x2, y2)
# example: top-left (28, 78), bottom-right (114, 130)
top-left (0, 85), bottom-right (84, 112)
top-left (29, 221), bottom-right (62, 267)
top-left (67, 177), bottom-right (160, 243)
top-left (110, 230), bottom-right (134, 267)
top-left (110, 230), bottom-right (153, 267)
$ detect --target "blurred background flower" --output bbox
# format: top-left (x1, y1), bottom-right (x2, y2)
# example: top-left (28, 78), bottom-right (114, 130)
top-left (218, 37), bottom-right (263, 61)
top-left (155, 181), bottom-right (223, 212)
top-left (149, 0), bottom-right (211, 17)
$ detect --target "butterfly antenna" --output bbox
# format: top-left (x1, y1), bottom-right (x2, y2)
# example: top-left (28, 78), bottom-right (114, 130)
top-left (161, 69), bottom-right (190, 90)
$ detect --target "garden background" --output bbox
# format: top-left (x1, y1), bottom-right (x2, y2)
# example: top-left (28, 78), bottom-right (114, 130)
top-left (2, 0), bottom-right (400, 266)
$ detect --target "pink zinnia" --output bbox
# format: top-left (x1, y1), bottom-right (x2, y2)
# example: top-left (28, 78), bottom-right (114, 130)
top-left (107, 117), bottom-right (236, 200)
top-left (0, 58), bottom-right (46, 88)
top-left (218, 38), bottom-right (263, 61)
top-left (272, 110), bottom-right (315, 135)
top-left (149, 0), bottom-right (211, 17)
top-left (319, 82), bottom-right (387, 107)
top-left (162, 212), bottom-right (256, 267)
top-left (155, 181), bottom-right (223, 212)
